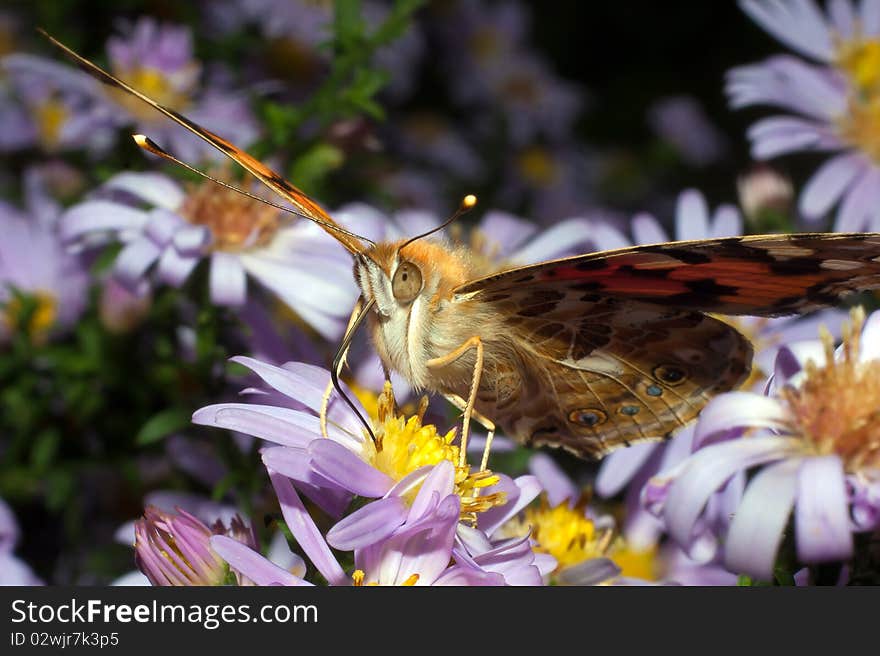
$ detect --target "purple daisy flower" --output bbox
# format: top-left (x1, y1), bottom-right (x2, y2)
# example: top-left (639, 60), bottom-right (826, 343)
top-left (61, 171), bottom-right (372, 339)
top-left (728, 0), bottom-right (880, 231)
top-left (212, 463), bottom-right (513, 586)
top-left (0, 498), bottom-right (43, 585)
top-left (0, 169), bottom-right (88, 343)
top-left (4, 17), bottom-right (257, 161)
top-left (194, 357), bottom-right (510, 531)
top-left (644, 307), bottom-right (880, 581)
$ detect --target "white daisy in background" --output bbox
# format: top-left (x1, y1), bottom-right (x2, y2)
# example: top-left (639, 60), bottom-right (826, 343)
top-left (728, 0), bottom-right (880, 231)
top-left (61, 171), bottom-right (384, 340)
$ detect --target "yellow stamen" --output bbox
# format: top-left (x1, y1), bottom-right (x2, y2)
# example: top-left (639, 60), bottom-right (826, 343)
top-left (111, 65), bottom-right (196, 121)
top-left (782, 306), bottom-right (880, 471)
top-left (35, 98), bottom-right (68, 151)
top-left (834, 35), bottom-right (880, 161)
top-left (2, 291), bottom-right (58, 344)
top-left (352, 570), bottom-right (365, 586)
top-left (517, 146), bottom-right (558, 187)
top-left (401, 573), bottom-right (420, 586)
top-left (361, 383), bottom-right (506, 518)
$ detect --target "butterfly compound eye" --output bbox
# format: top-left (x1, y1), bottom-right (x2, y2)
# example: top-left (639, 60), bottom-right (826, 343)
top-left (392, 261), bottom-right (423, 303)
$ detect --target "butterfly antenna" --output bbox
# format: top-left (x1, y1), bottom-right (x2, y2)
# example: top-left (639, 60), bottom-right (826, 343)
top-left (330, 298), bottom-right (377, 442)
top-left (132, 134), bottom-right (376, 246)
top-left (398, 194), bottom-right (477, 252)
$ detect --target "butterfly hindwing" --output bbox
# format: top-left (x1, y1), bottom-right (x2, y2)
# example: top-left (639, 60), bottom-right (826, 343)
top-left (457, 233), bottom-right (880, 316)
top-left (475, 293), bottom-right (752, 458)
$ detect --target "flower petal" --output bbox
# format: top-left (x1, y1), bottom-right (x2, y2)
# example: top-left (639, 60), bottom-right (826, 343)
top-left (308, 439), bottom-right (394, 497)
top-left (795, 455), bottom-right (853, 563)
top-left (555, 557), bottom-right (621, 586)
top-left (664, 436), bottom-right (801, 548)
top-left (631, 213), bottom-right (668, 245)
top-left (595, 442), bottom-right (660, 497)
top-left (799, 153), bottom-right (866, 220)
top-left (102, 172), bottom-right (185, 210)
top-left (529, 453), bottom-right (580, 507)
top-left (693, 392), bottom-right (790, 448)
top-left (210, 252), bottom-right (247, 306)
top-left (724, 459), bottom-right (800, 581)
top-left (210, 535), bottom-right (308, 586)
top-left (326, 496), bottom-right (408, 550)
top-left (268, 469), bottom-right (347, 586)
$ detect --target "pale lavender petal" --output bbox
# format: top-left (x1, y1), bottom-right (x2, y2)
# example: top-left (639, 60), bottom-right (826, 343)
top-left (478, 474), bottom-right (542, 536)
top-left (799, 153), bottom-right (866, 220)
top-left (111, 571), bottom-right (150, 586)
top-left (664, 436), bottom-right (802, 548)
top-left (748, 117), bottom-right (830, 158)
top-left (268, 469), bottom-right (347, 586)
top-left (407, 461), bottom-right (455, 521)
top-left (308, 439), bottom-right (393, 497)
top-left (155, 247), bottom-right (198, 287)
top-left (508, 218), bottom-right (595, 264)
top-left (556, 557), bottom-right (621, 586)
top-left (113, 238), bottom-right (161, 290)
top-left (144, 208), bottom-right (185, 246)
top-left (61, 201), bottom-right (148, 242)
top-left (631, 213), bottom-right (668, 245)
top-left (172, 225), bottom-right (211, 255)
top-left (772, 340), bottom-right (828, 391)
top-left (796, 455), bottom-right (853, 563)
top-left (260, 446), bottom-right (318, 484)
top-left (433, 567), bottom-right (506, 586)
top-left (860, 311), bottom-right (880, 362)
top-left (210, 252), bottom-right (247, 306)
top-left (529, 453), bottom-right (578, 506)
top-left (693, 392), bottom-right (790, 448)
top-left (675, 189), bottom-right (710, 240)
top-left (595, 442), bottom-right (660, 497)
top-left (829, 0), bottom-right (856, 35)
top-left (590, 223), bottom-right (631, 250)
top-left (192, 403), bottom-right (321, 448)
top-left (210, 535), bottom-right (308, 586)
top-left (724, 459), bottom-right (800, 581)
top-left (477, 210), bottom-right (536, 255)
top-left (229, 357), bottom-right (328, 415)
top-left (102, 171), bottom-right (185, 210)
top-left (739, 0), bottom-right (834, 61)
top-left (326, 496), bottom-right (408, 550)
top-left (863, 0), bottom-right (880, 34)
top-left (834, 166), bottom-right (880, 232)
top-left (709, 205), bottom-right (743, 237)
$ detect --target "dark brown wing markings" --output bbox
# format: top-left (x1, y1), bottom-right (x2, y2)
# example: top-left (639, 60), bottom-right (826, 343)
top-left (455, 233), bottom-right (880, 316)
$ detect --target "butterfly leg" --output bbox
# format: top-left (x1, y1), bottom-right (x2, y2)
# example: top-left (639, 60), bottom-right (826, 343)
top-left (443, 394), bottom-right (496, 472)
top-left (320, 298), bottom-right (364, 438)
top-left (426, 335), bottom-right (483, 469)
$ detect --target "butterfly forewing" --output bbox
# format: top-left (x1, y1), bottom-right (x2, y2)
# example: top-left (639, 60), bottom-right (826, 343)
top-left (456, 233), bottom-right (880, 316)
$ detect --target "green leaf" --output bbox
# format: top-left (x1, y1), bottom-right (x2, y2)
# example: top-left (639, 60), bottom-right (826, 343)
top-left (30, 429), bottom-right (61, 470)
top-left (135, 408), bottom-right (192, 446)
top-left (289, 143), bottom-right (345, 192)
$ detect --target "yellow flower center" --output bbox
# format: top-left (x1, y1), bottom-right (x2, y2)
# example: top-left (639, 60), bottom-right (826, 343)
top-left (517, 146), bottom-right (559, 187)
top-left (359, 383), bottom-right (505, 520)
top-left (3, 290), bottom-right (58, 343)
top-left (781, 307), bottom-right (880, 472)
top-left (111, 65), bottom-right (196, 122)
top-left (35, 97), bottom-right (68, 151)
top-left (178, 174), bottom-right (283, 252)
top-left (516, 500), bottom-right (613, 570)
top-left (835, 36), bottom-right (880, 161)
